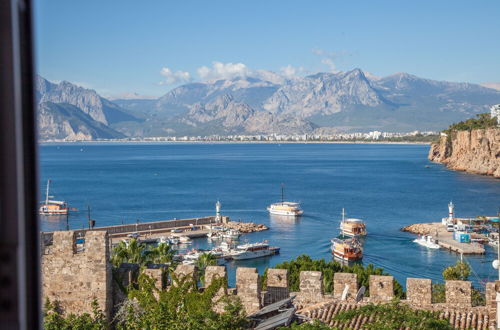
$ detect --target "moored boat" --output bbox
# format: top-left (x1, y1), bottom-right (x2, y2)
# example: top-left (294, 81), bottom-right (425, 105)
top-left (230, 241), bottom-right (280, 260)
top-left (39, 179), bottom-right (69, 215)
top-left (330, 238), bottom-right (363, 261)
top-left (339, 208), bottom-right (367, 237)
top-left (267, 184), bottom-right (303, 216)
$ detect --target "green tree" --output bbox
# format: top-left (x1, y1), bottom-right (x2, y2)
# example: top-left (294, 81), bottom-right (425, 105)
top-left (111, 238), bottom-right (150, 267)
top-left (262, 254), bottom-right (404, 298)
top-left (114, 272), bottom-right (247, 329)
top-left (43, 298), bottom-right (108, 330)
top-left (432, 260), bottom-right (485, 306)
top-left (196, 252), bottom-right (218, 285)
top-left (442, 260), bottom-right (470, 281)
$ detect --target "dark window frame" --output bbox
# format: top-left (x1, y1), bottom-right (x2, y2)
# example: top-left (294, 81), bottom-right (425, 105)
top-left (0, 0), bottom-right (40, 329)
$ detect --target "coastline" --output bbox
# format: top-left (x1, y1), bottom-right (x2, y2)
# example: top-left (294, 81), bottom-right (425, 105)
top-left (39, 140), bottom-right (432, 145)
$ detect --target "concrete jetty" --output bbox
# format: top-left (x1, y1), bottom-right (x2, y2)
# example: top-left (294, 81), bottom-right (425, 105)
top-left (41, 215), bottom-right (268, 246)
top-left (402, 222), bottom-right (485, 254)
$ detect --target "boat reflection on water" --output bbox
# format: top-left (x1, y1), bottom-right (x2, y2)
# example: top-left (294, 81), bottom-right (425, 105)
top-left (269, 214), bottom-right (301, 231)
top-left (332, 256), bottom-right (363, 267)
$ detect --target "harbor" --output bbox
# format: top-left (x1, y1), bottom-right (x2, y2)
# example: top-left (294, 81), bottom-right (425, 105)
top-left (402, 202), bottom-right (499, 255)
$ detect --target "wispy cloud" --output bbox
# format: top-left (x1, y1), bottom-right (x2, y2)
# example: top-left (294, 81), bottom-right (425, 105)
top-left (197, 61), bottom-right (250, 81)
top-left (312, 48), bottom-right (352, 73)
top-left (279, 65), bottom-right (306, 78)
top-left (159, 67), bottom-right (191, 85)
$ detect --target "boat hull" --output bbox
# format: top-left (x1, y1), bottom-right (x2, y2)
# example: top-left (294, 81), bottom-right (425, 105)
top-left (231, 249), bottom-right (275, 260)
top-left (332, 250), bottom-right (362, 261)
top-left (267, 208), bottom-right (303, 216)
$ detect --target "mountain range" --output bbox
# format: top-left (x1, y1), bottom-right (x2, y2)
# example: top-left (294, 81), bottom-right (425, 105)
top-left (35, 70), bottom-right (500, 140)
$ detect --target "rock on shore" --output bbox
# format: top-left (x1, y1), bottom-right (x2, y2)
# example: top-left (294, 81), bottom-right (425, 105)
top-left (401, 222), bottom-right (442, 235)
top-left (226, 221), bottom-right (268, 233)
top-left (428, 128), bottom-right (499, 178)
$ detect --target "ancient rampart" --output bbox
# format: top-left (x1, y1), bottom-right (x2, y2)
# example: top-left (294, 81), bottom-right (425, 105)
top-left (41, 230), bottom-right (500, 328)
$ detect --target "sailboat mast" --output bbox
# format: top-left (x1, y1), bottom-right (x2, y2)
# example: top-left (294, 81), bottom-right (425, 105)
top-left (281, 184), bottom-right (284, 204)
top-left (45, 179), bottom-right (50, 205)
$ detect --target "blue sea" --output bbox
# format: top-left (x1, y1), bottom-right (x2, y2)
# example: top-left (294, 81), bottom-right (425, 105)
top-left (39, 142), bottom-right (499, 288)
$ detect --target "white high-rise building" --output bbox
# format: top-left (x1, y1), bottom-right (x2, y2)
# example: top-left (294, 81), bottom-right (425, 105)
top-left (491, 104), bottom-right (500, 125)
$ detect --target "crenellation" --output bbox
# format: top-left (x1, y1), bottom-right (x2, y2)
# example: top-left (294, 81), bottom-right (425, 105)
top-left (333, 273), bottom-right (358, 301)
top-left (173, 264), bottom-right (198, 285)
top-left (236, 267), bottom-right (261, 315)
top-left (299, 271), bottom-right (324, 303)
top-left (41, 229), bottom-right (498, 328)
top-left (42, 230), bottom-right (112, 320)
top-left (369, 275), bottom-right (394, 302)
top-left (446, 280), bottom-right (472, 307)
top-left (264, 268), bottom-right (289, 305)
top-left (407, 278), bottom-right (432, 306)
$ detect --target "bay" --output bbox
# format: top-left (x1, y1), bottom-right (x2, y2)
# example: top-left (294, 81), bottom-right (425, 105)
top-left (39, 142), bottom-right (500, 288)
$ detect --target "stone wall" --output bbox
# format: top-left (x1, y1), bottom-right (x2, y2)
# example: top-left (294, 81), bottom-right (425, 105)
top-left (446, 280), bottom-right (472, 307)
top-left (41, 230), bottom-right (112, 319)
top-left (264, 268), bottom-right (289, 305)
top-left (41, 229), bottom-right (500, 327)
top-left (236, 267), bottom-right (261, 315)
top-left (369, 275), bottom-right (394, 302)
top-left (406, 278), bottom-right (432, 306)
top-left (333, 273), bottom-right (358, 301)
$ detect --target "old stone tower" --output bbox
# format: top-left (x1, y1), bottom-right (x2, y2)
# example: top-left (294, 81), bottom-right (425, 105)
top-left (41, 230), bottom-right (112, 319)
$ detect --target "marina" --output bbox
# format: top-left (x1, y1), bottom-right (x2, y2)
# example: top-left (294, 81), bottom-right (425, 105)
top-left (39, 142), bottom-right (500, 287)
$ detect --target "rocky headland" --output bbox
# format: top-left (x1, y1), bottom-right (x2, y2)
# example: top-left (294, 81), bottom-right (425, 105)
top-left (401, 222), bottom-right (442, 235)
top-left (428, 128), bottom-right (499, 178)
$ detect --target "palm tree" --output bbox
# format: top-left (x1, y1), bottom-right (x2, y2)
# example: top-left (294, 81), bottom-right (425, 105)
top-left (149, 242), bottom-right (176, 265)
top-left (195, 253), bottom-right (217, 285)
top-left (111, 238), bottom-right (149, 267)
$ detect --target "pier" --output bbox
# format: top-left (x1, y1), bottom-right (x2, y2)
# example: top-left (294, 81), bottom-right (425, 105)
top-left (41, 215), bottom-right (268, 246)
top-left (402, 222), bottom-right (486, 254)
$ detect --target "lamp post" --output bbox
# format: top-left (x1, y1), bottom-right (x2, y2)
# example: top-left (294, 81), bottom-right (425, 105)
top-left (492, 210), bottom-right (500, 329)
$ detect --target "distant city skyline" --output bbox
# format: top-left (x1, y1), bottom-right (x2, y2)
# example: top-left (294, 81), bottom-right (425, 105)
top-left (35, 0), bottom-right (500, 98)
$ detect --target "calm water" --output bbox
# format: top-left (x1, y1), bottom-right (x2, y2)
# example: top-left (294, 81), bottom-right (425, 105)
top-left (40, 143), bottom-right (500, 288)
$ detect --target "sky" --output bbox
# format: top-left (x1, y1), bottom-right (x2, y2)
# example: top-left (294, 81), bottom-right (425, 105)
top-left (35, 0), bottom-right (500, 98)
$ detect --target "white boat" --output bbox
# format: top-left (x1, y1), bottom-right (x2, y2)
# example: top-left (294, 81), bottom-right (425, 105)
top-left (39, 179), bottom-right (69, 215)
top-left (230, 241), bottom-right (280, 260)
top-left (413, 235), bottom-right (440, 249)
top-left (339, 209), bottom-right (367, 237)
top-left (158, 236), bottom-right (169, 244)
top-left (222, 229), bottom-right (241, 240)
top-left (267, 185), bottom-right (303, 216)
top-left (169, 237), bottom-right (180, 245)
top-left (178, 236), bottom-right (192, 244)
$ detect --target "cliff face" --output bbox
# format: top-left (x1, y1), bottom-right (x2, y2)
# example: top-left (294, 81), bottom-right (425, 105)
top-left (428, 128), bottom-right (500, 177)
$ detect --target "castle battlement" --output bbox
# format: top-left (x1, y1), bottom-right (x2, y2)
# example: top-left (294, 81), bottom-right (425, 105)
top-left (41, 230), bottom-right (499, 328)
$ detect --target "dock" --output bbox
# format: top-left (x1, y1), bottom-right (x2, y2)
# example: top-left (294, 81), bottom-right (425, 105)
top-left (41, 215), bottom-right (225, 245)
top-left (41, 215), bottom-right (269, 246)
top-left (402, 222), bottom-right (486, 254)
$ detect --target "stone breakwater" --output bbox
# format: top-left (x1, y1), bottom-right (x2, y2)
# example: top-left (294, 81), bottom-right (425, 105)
top-left (428, 128), bottom-right (499, 178)
top-left (401, 222), bottom-right (442, 235)
top-left (225, 221), bottom-right (268, 233)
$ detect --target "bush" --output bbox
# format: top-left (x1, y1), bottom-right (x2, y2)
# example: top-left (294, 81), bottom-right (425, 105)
top-left (261, 254), bottom-right (405, 298)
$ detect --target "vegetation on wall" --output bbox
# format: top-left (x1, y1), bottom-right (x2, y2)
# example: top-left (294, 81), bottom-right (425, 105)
top-left (261, 254), bottom-right (405, 298)
top-left (431, 260), bottom-right (485, 307)
top-left (114, 273), bottom-right (247, 329)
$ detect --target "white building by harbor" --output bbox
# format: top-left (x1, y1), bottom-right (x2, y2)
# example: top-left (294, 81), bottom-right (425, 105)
top-left (491, 104), bottom-right (500, 125)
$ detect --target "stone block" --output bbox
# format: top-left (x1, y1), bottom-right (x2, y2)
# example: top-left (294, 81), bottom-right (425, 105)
top-left (333, 273), bottom-right (358, 300)
top-left (173, 264), bottom-right (198, 285)
top-left (369, 275), bottom-right (393, 302)
top-left (406, 278), bottom-right (432, 306)
top-left (299, 271), bottom-right (323, 302)
top-left (205, 265), bottom-right (227, 288)
top-left (445, 280), bottom-right (471, 307)
top-left (236, 267), bottom-right (261, 315)
top-left (143, 268), bottom-right (164, 290)
top-left (264, 268), bottom-right (289, 305)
